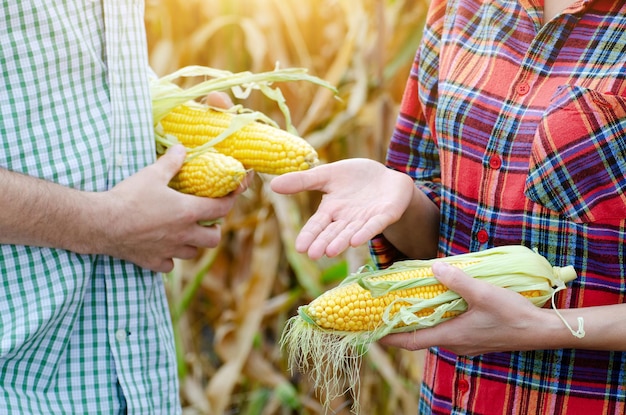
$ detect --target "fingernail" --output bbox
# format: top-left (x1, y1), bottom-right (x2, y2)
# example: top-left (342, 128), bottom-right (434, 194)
top-left (168, 144), bottom-right (186, 156)
top-left (432, 261), bottom-right (452, 272)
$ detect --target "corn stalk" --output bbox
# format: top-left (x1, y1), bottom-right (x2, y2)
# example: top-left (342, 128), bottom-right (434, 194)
top-left (145, 0), bottom-right (430, 413)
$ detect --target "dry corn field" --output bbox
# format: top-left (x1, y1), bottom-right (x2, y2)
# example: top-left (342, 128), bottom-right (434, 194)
top-left (145, 0), bottom-right (429, 413)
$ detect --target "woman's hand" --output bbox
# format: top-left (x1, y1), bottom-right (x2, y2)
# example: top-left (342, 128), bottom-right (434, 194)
top-left (379, 261), bottom-right (554, 356)
top-left (270, 158), bottom-right (416, 259)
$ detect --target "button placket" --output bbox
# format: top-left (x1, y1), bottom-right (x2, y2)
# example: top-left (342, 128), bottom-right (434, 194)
top-left (458, 378), bottom-right (470, 393)
top-left (454, 367), bottom-right (472, 410)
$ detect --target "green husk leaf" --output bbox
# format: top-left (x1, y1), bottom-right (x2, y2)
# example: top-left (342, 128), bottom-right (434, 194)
top-left (150, 64), bottom-right (338, 139)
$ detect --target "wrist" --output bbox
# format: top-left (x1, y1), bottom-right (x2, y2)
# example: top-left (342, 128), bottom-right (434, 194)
top-left (383, 176), bottom-right (439, 259)
top-left (64, 190), bottom-right (116, 256)
top-left (535, 306), bottom-right (587, 349)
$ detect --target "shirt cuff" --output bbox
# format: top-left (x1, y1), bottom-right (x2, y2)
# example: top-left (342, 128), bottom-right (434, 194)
top-left (368, 180), bottom-right (441, 269)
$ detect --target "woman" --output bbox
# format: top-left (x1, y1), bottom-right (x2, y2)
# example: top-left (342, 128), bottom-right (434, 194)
top-left (271, 0), bottom-right (626, 413)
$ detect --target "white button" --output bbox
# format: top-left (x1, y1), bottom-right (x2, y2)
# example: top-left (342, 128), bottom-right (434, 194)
top-left (115, 329), bottom-right (128, 342)
top-left (115, 153), bottom-right (124, 167)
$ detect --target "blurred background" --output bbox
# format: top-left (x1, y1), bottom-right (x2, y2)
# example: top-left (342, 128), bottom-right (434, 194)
top-left (144, 0), bottom-right (429, 413)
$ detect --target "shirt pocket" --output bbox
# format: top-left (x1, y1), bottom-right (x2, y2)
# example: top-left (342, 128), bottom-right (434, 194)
top-left (524, 85), bottom-right (626, 224)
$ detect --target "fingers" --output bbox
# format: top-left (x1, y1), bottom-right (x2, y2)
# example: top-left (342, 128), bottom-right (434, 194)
top-left (271, 159), bottom-right (381, 195)
top-left (376, 265), bottom-right (463, 351)
top-left (110, 145), bottom-right (251, 272)
top-left (305, 219), bottom-right (350, 259)
top-left (378, 330), bottom-right (425, 351)
top-left (153, 258), bottom-right (175, 274)
top-left (174, 245), bottom-right (202, 260)
top-left (349, 214), bottom-right (394, 247)
top-left (324, 220), bottom-right (367, 257)
top-left (149, 224), bottom-right (222, 273)
top-left (187, 221), bottom-right (223, 249)
top-left (295, 215), bottom-right (368, 259)
top-left (378, 261), bottom-right (539, 355)
top-left (295, 212), bottom-right (390, 259)
top-left (377, 263), bottom-right (474, 351)
top-left (293, 211), bottom-right (332, 256)
top-left (203, 91), bottom-right (234, 109)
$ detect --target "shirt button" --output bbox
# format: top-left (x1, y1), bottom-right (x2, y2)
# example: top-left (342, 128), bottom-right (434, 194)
top-left (115, 153), bottom-right (125, 167)
top-left (516, 81), bottom-right (530, 95)
top-left (458, 378), bottom-right (470, 393)
top-left (489, 155), bottom-right (502, 169)
top-left (476, 229), bottom-right (489, 244)
top-left (115, 329), bottom-right (128, 342)
top-left (592, 97), bottom-right (612, 108)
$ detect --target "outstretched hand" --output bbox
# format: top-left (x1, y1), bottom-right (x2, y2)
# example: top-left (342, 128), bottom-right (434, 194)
top-left (270, 158), bottom-right (415, 259)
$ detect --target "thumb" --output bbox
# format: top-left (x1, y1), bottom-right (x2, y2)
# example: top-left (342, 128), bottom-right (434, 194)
top-left (432, 262), bottom-right (471, 297)
top-left (204, 91), bottom-right (234, 109)
top-left (432, 261), bottom-right (486, 299)
top-left (156, 144), bottom-right (187, 181)
top-left (270, 166), bottom-right (328, 194)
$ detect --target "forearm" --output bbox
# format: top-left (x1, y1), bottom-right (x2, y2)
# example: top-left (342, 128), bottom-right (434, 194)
top-left (382, 182), bottom-right (440, 260)
top-left (0, 147), bottom-right (239, 272)
top-left (0, 167), bottom-right (104, 254)
top-left (537, 303), bottom-right (626, 351)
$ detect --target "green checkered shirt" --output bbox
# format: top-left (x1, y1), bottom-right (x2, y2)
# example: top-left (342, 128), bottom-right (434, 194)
top-left (0, 1), bottom-right (180, 413)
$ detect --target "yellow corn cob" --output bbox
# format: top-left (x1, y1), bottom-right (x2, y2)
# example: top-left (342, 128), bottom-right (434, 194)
top-left (159, 105), bottom-right (319, 175)
top-left (168, 150), bottom-right (246, 198)
top-left (281, 245), bottom-right (579, 413)
top-left (294, 245), bottom-right (576, 336)
top-left (306, 267), bottom-right (460, 332)
top-left (304, 264), bottom-right (544, 333)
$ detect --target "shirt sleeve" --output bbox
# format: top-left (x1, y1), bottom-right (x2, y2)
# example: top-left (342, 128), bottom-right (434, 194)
top-left (369, 0), bottom-right (447, 268)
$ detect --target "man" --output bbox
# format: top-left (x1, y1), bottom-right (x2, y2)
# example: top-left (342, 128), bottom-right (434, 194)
top-left (0, 2), bottom-right (243, 413)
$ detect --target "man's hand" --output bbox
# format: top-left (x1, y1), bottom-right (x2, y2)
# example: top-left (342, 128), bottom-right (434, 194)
top-left (0, 92), bottom-right (249, 273)
top-left (94, 144), bottom-right (248, 273)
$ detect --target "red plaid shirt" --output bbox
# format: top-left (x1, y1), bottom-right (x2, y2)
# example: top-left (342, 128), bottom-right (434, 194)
top-left (371, 0), bottom-right (626, 413)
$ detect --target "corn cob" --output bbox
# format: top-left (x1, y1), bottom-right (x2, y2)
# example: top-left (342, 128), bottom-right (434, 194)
top-left (159, 104), bottom-right (319, 175)
top-left (168, 150), bottom-right (246, 198)
top-left (304, 264), bottom-right (545, 333)
top-left (281, 245), bottom-right (578, 413)
top-left (151, 66), bottom-right (336, 198)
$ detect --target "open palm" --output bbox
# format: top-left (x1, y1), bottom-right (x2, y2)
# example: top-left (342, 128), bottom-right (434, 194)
top-left (270, 158), bottom-right (415, 259)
